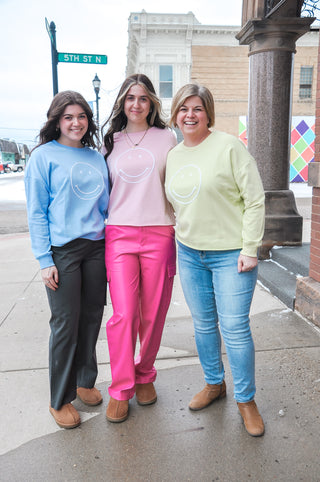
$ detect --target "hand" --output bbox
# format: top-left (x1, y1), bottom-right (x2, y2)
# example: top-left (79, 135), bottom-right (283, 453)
top-left (41, 265), bottom-right (59, 291)
top-left (237, 254), bottom-right (258, 273)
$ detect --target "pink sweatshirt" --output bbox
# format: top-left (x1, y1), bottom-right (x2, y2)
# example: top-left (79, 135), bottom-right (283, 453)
top-left (106, 127), bottom-right (177, 226)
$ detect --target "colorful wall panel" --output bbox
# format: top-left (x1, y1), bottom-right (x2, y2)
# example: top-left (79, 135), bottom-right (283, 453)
top-left (238, 116), bottom-right (315, 182)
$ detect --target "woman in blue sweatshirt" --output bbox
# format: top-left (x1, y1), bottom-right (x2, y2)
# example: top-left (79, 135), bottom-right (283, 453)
top-left (25, 91), bottom-right (109, 429)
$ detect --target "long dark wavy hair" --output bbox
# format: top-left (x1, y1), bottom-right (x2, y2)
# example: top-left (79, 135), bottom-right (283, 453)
top-left (101, 74), bottom-right (166, 158)
top-left (33, 90), bottom-right (99, 151)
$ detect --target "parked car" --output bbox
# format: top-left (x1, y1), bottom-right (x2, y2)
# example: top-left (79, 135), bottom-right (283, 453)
top-left (3, 162), bottom-right (14, 173)
top-left (12, 164), bottom-right (24, 172)
top-left (3, 162), bottom-right (24, 173)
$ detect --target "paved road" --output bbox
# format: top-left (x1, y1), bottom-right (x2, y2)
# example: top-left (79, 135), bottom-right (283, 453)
top-left (0, 208), bottom-right (28, 234)
top-left (0, 173), bottom-right (28, 234)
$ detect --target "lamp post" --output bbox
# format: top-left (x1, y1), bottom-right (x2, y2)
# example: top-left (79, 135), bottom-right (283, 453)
top-left (92, 73), bottom-right (101, 127)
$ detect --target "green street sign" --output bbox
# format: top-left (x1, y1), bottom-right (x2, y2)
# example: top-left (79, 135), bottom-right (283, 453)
top-left (58, 53), bottom-right (108, 64)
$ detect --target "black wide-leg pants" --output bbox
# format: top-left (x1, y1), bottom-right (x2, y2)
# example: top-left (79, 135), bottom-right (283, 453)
top-left (46, 238), bottom-right (106, 410)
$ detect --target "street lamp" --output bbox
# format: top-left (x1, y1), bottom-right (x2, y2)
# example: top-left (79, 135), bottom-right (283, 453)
top-left (92, 73), bottom-right (101, 127)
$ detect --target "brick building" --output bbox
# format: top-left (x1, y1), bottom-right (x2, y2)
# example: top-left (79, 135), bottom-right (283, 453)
top-left (296, 32), bottom-right (320, 326)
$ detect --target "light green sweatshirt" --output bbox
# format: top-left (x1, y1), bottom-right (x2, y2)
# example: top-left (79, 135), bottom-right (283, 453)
top-left (165, 130), bottom-right (265, 257)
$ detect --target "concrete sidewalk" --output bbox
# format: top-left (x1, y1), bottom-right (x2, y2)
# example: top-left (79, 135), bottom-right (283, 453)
top-left (1, 233), bottom-right (320, 481)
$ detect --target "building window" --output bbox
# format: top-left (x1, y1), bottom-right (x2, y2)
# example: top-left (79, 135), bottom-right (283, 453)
top-left (299, 66), bottom-right (313, 99)
top-left (159, 65), bottom-right (173, 98)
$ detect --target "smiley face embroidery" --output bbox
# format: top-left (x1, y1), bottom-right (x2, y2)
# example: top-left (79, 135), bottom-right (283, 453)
top-left (115, 147), bottom-right (155, 184)
top-left (168, 164), bottom-right (202, 205)
top-left (71, 162), bottom-right (104, 200)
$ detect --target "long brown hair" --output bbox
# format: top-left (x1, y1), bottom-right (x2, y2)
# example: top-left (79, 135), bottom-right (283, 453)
top-left (102, 74), bottom-right (166, 158)
top-left (34, 91), bottom-right (99, 151)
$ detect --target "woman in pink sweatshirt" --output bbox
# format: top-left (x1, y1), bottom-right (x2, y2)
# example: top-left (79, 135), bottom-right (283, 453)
top-left (102, 74), bottom-right (177, 422)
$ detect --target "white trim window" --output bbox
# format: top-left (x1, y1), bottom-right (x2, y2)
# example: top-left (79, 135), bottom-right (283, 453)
top-left (159, 65), bottom-right (173, 98)
top-left (299, 66), bottom-right (313, 99)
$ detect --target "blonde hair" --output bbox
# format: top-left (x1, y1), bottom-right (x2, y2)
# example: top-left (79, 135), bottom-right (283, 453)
top-left (170, 84), bottom-right (215, 129)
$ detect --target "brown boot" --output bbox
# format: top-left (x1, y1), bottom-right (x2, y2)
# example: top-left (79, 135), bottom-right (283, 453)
top-left (49, 403), bottom-right (80, 429)
top-left (189, 380), bottom-right (226, 411)
top-left (77, 387), bottom-right (103, 406)
top-left (136, 383), bottom-right (157, 406)
top-left (106, 397), bottom-right (129, 423)
top-left (237, 400), bottom-right (265, 437)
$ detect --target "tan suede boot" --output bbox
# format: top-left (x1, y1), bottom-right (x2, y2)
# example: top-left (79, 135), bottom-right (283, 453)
top-left (188, 380), bottom-right (226, 411)
top-left (106, 397), bottom-right (129, 423)
top-left (77, 387), bottom-right (103, 406)
top-left (237, 400), bottom-right (265, 437)
top-left (49, 403), bottom-right (80, 429)
top-left (136, 383), bottom-right (157, 405)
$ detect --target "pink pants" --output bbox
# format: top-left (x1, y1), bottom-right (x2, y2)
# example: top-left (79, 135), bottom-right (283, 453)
top-left (105, 225), bottom-right (176, 400)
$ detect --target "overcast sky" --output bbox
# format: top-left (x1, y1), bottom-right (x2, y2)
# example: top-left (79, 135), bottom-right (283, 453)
top-left (1, 0), bottom-right (243, 147)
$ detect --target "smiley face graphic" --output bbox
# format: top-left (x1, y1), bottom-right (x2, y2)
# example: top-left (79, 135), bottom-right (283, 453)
top-left (71, 162), bottom-right (104, 200)
top-left (115, 148), bottom-right (155, 183)
top-left (168, 164), bottom-right (202, 205)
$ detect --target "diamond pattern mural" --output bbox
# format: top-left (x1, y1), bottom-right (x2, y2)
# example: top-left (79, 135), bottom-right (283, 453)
top-left (238, 116), bottom-right (315, 182)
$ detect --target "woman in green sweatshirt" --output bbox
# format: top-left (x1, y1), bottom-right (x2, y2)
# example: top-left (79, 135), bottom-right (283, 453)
top-left (165, 83), bottom-right (265, 437)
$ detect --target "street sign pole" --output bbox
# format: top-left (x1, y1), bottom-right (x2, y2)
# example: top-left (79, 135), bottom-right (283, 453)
top-left (50, 22), bottom-right (58, 95)
top-left (45, 18), bottom-right (58, 95)
top-left (45, 19), bottom-right (107, 97)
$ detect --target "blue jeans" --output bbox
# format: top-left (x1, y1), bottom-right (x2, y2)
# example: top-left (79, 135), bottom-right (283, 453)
top-left (178, 241), bottom-right (257, 403)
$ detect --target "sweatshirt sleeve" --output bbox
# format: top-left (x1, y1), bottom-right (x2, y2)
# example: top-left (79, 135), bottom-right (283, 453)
top-left (24, 157), bottom-right (55, 269)
top-left (230, 140), bottom-right (265, 257)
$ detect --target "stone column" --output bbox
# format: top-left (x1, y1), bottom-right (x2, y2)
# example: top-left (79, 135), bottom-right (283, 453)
top-left (237, 17), bottom-right (314, 258)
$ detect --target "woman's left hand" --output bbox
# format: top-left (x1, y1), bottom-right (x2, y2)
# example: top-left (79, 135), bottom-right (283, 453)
top-left (238, 254), bottom-right (258, 273)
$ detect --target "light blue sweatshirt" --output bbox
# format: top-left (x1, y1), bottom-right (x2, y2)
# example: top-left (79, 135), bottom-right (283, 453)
top-left (25, 140), bottom-right (109, 269)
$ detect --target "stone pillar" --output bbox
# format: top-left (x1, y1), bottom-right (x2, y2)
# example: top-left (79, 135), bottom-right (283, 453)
top-left (295, 32), bottom-right (320, 328)
top-left (237, 17), bottom-right (314, 258)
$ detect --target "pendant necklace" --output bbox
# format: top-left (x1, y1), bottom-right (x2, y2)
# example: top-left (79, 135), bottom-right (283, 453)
top-left (125, 127), bottom-right (149, 149)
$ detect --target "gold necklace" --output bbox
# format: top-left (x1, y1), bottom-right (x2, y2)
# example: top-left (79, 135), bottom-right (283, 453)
top-left (125, 127), bottom-right (149, 149)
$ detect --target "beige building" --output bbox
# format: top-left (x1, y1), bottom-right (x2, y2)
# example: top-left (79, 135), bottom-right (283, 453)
top-left (126, 10), bottom-right (318, 137)
top-left (191, 44), bottom-right (249, 134)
